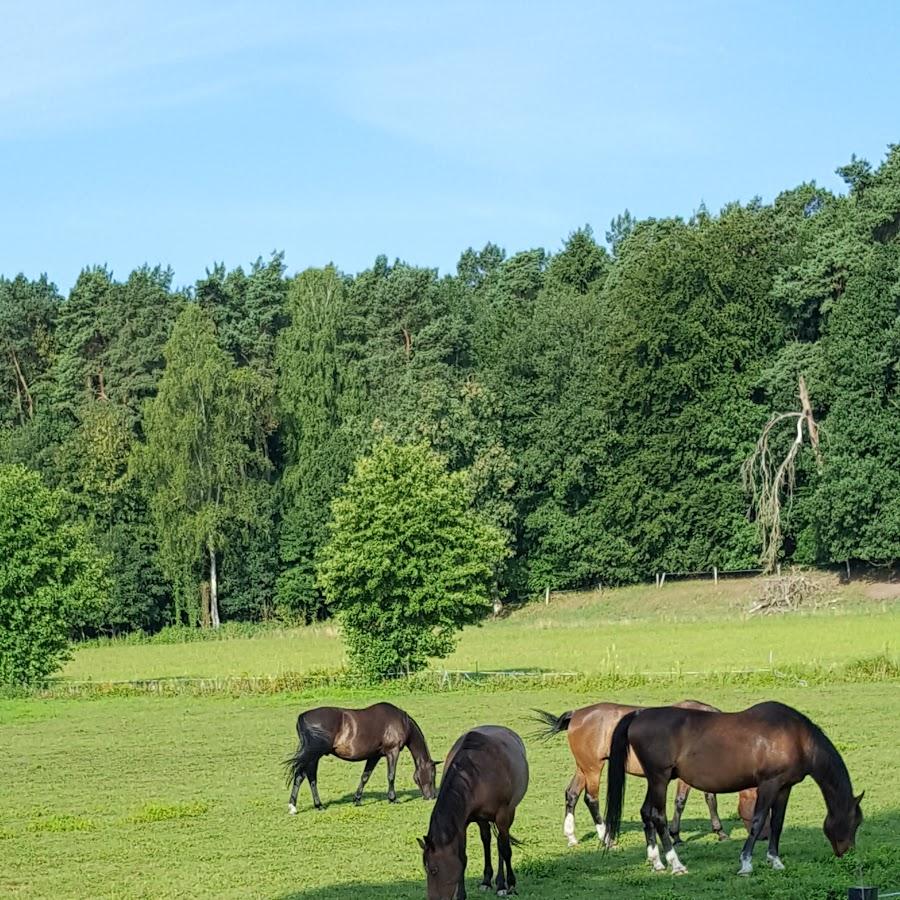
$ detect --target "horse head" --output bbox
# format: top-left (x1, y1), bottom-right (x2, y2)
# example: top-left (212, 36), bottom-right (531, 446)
top-left (418, 834), bottom-right (462, 900)
top-left (824, 791), bottom-right (864, 856)
top-left (413, 758), bottom-right (438, 800)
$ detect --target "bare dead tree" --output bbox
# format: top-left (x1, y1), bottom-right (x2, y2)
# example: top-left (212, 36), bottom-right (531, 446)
top-left (742, 375), bottom-right (822, 573)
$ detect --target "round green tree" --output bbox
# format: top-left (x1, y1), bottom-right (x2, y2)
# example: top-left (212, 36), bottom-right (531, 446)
top-left (0, 465), bottom-right (108, 684)
top-left (317, 440), bottom-right (507, 679)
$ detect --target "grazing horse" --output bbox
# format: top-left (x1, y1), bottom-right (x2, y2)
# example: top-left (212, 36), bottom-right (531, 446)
top-left (533, 699), bottom-right (737, 847)
top-left (419, 726), bottom-right (528, 899)
top-left (603, 701), bottom-right (864, 876)
top-left (285, 702), bottom-right (437, 812)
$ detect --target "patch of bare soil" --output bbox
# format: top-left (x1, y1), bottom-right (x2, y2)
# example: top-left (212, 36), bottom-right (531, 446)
top-left (863, 580), bottom-right (900, 601)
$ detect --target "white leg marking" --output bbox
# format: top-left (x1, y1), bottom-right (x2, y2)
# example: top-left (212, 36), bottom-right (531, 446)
top-left (288, 803), bottom-right (297, 815)
top-left (766, 852), bottom-right (785, 871)
top-left (564, 812), bottom-right (578, 845)
top-left (737, 855), bottom-right (753, 876)
top-left (596, 822), bottom-right (607, 842)
top-left (666, 848), bottom-right (688, 875)
top-left (647, 844), bottom-right (665, 871)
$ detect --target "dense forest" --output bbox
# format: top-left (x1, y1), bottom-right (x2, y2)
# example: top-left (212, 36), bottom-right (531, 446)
top-left (2, 147), bottom-right (899, 634)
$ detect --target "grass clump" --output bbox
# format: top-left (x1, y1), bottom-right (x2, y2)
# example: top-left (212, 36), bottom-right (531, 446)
top-left (27, 814), bottom-right (95, 833)
top-left (128, 801), bottom-right (209, 823)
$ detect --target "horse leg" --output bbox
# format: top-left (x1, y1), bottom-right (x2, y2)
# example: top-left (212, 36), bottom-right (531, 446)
top-left (353, 756), bottom-right (380, 806)
top-left (765, 785), bottom-right (791, 871)
top-left (495, 809), bottom-right (517, 896)
top-left (458, 828), bottom-right (469, 900)
top-left (669, 780), bottom-right (689, 845)
top-left (584, 765), bottom-right (609, 845)
top-left (647, 775), bottom-right (687, 874)
top-left (306, 754), bottom-right (324, 810)
top-left (703, 791), bottom-right (729, 840)
top-left (640, 786), bottom-right (666, 872)
top-left (477, 820), bottom-right (493, 890)
top-left (385, 748), bottom-right (399, 802)
top-left (288, 750), bottom-right (308, 814)
top-left (563, 770), bottom-right (585, 846)
top-left (738, 780), bottom-right (780, 876)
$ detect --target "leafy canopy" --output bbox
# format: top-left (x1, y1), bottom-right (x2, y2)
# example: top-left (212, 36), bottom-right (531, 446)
top-left (0, 464), bottom-right (108, 684)
top-left (317, 439), bottom-right (507, 679)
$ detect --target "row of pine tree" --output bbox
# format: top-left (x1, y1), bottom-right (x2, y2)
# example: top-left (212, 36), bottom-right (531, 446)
top-left (2, 148), bottom-right (899, 633)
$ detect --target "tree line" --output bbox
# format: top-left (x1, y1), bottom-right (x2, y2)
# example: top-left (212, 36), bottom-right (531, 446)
top-left (2, 147), bottom-right (899, 636)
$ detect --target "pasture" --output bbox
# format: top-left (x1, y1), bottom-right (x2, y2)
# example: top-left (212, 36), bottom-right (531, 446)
top-left (3, 578), bottom-right (899, 899)
top-left (63, 576), bottom-right (899, 682)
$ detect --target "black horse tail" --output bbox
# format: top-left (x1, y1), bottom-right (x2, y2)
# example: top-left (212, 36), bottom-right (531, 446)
top-left (604, 710), bottom-right (640, 846)
top-left (530, 709), bottom-right (573, 740)
top-left (283, 714), bottom-right (332, 785)
top-left (491, 823), bottom-right (524, 847)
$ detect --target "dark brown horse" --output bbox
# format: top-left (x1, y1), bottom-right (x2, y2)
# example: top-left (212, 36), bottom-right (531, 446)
top-left (419, 726), bottom-right (528, 899)
top-left (533, 699), bottom-right (739, 846)
top-left (285, 702), bottom-right (437, 812)
top-left (604, 701), bottom-right (864, 876)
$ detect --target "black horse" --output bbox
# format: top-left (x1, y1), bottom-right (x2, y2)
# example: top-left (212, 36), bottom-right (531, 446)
top-left (603, 701), bottom-right (864, 876)
top-left (419, 726), bottom-right (529, 899)
top-left (285, 702), bottom-right (437, 812)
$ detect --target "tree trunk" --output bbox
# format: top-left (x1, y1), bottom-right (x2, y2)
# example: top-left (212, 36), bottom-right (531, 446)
top-left (200, 581), bottom-right (211, 628)
top-left (9, 350), bottom-right (34, 419)
top-left (209, 541), bottom-right (221, 629)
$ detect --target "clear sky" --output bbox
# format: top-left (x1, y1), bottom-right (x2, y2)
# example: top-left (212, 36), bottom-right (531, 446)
top-left (2, 0), bottom-right (898, 293)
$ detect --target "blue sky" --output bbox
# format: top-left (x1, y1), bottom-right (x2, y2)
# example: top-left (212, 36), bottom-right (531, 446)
top-left (2, 0), bottom-right (898, 292)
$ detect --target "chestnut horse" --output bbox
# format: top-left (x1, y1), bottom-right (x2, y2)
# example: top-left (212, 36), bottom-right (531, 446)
top-left (533, 699), bottom-right (744, 845)
top-left (285, 702), bottom-right (437, 812)
top-left (419, 726), bottom-right (528, 900)
top-left (603, 701), bottom-right (864, 876)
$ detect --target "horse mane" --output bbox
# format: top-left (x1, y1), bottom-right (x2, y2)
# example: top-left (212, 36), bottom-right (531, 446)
top-left (792, 706), bottom-right (853, 803)
top-left (428, 732), bottom-right (493, 845)
top-left (405, 713), bottom-right (430, 765)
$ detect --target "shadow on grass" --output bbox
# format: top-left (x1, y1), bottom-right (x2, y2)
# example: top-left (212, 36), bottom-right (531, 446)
top-left (287, 787), bottom-right (424, 811)
top-left (277, 810), bottom-right (900, 900)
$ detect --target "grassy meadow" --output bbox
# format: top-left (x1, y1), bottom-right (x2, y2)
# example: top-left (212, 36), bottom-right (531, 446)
top-left (3, 576), bottom-right (899, 899)
top-left (63, 575), bottom-right (899, 682)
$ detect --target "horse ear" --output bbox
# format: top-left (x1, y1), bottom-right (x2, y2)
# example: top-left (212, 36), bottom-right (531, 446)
top-left (855, 791), bottom-right (865, 805)
top-left (417, 837), bottom-right (427, 851)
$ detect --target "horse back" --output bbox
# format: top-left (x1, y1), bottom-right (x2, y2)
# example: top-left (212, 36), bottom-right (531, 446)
top-left (568, 702), bottom-right (649, 775)
top-left (444, 726), bottom-right (528, 812)
top-left (299, 703), bottom-right (409, 761)
top-left (629, 704), bottom-right (811, 794)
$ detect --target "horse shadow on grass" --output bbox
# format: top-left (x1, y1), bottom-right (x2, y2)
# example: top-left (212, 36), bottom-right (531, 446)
top-left (290, 788), bottom-right (423, 811)
top-left (276, 810), bottom-right (900, 900)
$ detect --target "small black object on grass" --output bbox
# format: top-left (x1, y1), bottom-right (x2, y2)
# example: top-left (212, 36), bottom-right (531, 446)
top-left (847, 887), bottom-right (878, 900)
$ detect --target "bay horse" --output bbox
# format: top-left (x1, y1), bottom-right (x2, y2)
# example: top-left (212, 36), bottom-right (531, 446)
top-left (603, 701), bottom-right (864, 876)
top-left (533, 699), bottom-right (742, 846)
top-left (284, 702), bottom-right (437, 812)
top-left (419, 726), bottom-right (528, 899)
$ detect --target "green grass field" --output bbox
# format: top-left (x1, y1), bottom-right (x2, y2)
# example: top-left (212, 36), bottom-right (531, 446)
top-left (4, 577), bottom-right (899, 899)
top-left (62, 576), bottom-right (899, 682)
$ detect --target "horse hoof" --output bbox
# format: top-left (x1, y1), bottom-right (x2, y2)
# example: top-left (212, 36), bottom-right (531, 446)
top-left (314, 805), bottom-right (325, 812)
top-left (353, 799), bottom-right (362, 807)
top-left (287, 804), bottom-right (297, 815)
top-left (716, 830), bottom-right (729, 841)
top-left (737, 864), bottom-right (752, 877)
top-left (567, 837), bottom-right (578, 847)
top-left (671, 835), bottom-right (683, 846)
top-left (672, 864), bottom-right (688, 876)
top-left (767, 855), bottom-right (785, 871)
